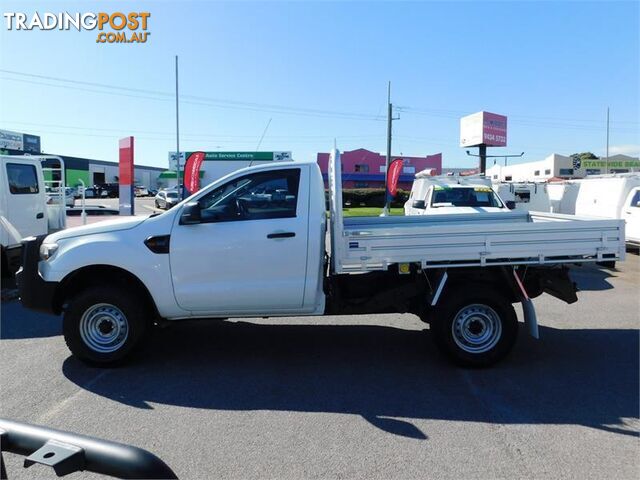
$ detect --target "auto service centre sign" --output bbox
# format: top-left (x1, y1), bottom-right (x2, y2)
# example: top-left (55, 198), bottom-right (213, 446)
top-left (460, 111), bottom-right (507, 147)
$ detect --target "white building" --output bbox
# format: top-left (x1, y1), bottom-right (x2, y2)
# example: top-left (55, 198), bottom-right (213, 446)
top-left (486, 153), bottom-right (640, 183)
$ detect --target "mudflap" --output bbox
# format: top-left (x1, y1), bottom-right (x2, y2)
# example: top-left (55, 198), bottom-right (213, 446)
top-left (539, 266), bottom-right (578, 304)
top-left (521, 298), bottom-right (539, 339)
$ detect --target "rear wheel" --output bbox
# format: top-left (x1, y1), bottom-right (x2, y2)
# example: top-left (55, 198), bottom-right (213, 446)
top-left (63, 286), bottom-right (148, 366)
top-left (430, 287), bottom-right (518, 367)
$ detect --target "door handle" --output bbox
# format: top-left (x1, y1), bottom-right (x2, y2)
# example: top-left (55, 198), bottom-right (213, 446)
top-left (267, 232), bottom-right (295, 239)
top-left (36, 213), bottom-right (44, 219)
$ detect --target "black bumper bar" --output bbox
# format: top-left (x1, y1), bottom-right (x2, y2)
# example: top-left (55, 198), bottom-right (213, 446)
top-left (15, 236), bottom-right (58, 314)
top-left (0, 417), bottom-right (177, 479)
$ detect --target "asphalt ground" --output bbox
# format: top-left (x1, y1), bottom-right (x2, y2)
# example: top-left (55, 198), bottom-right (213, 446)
top-left (1, 256), bottom-right (638, 479)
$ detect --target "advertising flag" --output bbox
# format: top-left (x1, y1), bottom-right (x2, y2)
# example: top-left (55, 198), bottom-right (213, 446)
top-left (386, 158), bottom-right (404, 200)
top-left (183, 151), bottom-right (206, 194)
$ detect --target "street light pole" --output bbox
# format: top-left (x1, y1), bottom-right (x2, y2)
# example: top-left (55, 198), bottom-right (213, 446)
top-left (383, 82), bottom-right (392, 215)
top-left (605, 106), bottom-right (610, 174)
top-left (175, 55), bottom-right (181, 197)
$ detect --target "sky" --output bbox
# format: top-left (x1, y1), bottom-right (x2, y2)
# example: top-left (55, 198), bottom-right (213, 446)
top-left (0, 0), bottom-right (638, 169)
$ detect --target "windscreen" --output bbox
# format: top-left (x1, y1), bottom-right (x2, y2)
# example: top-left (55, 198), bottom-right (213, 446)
top-left (431, 186), bottom-right (503, 208)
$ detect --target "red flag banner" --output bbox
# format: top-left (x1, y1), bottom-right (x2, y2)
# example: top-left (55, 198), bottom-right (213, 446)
top-left (386, 158), bottom-right (404, 198)
top-left (183, 151), bottom-right (206, 194)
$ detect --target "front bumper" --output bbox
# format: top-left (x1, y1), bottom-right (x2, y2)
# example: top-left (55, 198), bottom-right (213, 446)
top-left (15, 235), bottom-right (59, 314)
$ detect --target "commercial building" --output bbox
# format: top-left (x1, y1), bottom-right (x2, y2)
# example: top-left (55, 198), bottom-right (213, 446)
top-left (1, 129), bottom-right (165, 188)
top-left (316, 148), bottom-right (442, 190)
top-left (486, 153), bottom-right (640, 183)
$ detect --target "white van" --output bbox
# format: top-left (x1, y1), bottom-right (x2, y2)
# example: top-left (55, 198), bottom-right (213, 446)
top-left (1, 155), bottom-right (65, 274)
top-left (494, 183), bottom-right (551, 212)
top-left (573, 173), bottom-right (640, 247)
top-left (621, 186), bottom-right (640, 246)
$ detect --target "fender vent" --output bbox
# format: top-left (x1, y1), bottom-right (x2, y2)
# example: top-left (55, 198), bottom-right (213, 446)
top-left (144, 235), bottom-right (170, 254)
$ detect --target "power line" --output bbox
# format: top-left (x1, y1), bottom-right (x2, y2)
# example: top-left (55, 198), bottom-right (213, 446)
top-left (0, 69), bottom-right (385, 121)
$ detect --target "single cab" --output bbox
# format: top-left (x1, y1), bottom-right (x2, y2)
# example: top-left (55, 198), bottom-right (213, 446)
top-left (17, 150), bottom-right (626, 367)
top-left (405, 172), bottom-right (512, 216)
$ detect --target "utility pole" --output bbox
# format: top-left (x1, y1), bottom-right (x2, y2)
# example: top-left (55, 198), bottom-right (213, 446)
top-left (605, 106), bottom-right (610, 174)
top-left (175, 55), bottom-right (182, 197)
top-left (383, 81), bottom-right (400, 215)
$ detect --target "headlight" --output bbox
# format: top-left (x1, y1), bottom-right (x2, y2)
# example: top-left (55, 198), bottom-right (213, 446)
top-left (39, 242), bottom-right (59, 261)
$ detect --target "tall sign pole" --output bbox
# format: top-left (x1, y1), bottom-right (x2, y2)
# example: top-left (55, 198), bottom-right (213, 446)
top-left (175, 55), bottom-right (182, 197)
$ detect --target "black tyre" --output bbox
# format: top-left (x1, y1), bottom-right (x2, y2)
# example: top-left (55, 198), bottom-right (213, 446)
top-left (63, 286), bottom-right (148, 366)
top-left (430, 287), bottom-right (518, 367)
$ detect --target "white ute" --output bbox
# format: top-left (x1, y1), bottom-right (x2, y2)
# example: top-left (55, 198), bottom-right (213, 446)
top-left (17, 150), bottom-right (626, 367)
top-left (404, 171), bottom-right (512, 216)
top-left (1, 155), bottom-right (66, 275)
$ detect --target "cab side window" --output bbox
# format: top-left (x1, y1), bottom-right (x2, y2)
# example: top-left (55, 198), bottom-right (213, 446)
top-left (6, 163), bottom-right (39, 194)
top-left (198, 169), bottom-right (300, 223)
top-left (630, 190), bottom-right (640, 208)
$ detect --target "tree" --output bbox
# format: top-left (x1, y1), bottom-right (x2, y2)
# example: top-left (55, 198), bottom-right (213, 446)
top-left (570, 152), bottom-right (598, 160)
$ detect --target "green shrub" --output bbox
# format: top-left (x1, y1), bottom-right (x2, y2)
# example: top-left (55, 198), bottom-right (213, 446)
top-left (325, 188), bottom-right (409, 208)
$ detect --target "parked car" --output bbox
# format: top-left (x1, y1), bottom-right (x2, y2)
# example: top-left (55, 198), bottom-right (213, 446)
top-left (84, 186), bottom-right (108, 198)
top-left (97, 183), bottom-right (119, 198)
top-left (134, 185), bottom-right (149, 197)
top-left (155, 190), bottom-right (180, 209)
top-left (46, 187), bottom-right (75, 207)
top-left (17, 149), bottom-right (626, 368)
top-left (147, 188), bottom-right (158, 197)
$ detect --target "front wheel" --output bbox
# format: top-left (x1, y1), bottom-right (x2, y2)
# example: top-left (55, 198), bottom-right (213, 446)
top-left (430, 287), bottom-right (518, 367)
top-left (63, 286), bottom-right (148, 366)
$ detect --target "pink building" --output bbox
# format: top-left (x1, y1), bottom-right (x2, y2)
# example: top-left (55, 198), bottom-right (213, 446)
top-left (316, 148), bottom-right (442, 189)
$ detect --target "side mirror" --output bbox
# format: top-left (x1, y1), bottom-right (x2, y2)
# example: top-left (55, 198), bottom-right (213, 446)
top-left (505, 201), bottom-right (516, 210)
top-left (180, 201), bottom-right (201, 224)
top-left (412, 200), bottom-right (426, 209)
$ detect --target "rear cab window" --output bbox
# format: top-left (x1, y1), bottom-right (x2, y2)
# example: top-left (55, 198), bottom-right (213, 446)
top-left (431, 186), bottom-right (503, 208)
top-left (6, 163), bottom-right (39, 194)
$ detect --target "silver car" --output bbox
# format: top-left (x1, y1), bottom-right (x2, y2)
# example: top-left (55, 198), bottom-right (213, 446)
top-left (154, 190), bottom-right (180, 209)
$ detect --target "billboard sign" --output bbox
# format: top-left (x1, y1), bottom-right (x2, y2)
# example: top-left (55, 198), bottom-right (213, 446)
top-left (169, 151), bottom-right (291, 164)
top-left (0, 129), bottom-right (24, 150)
top-left (460, 111), bottom-right (507, 147)
top-left (22, 134), bottom-right (41, 153)
top-left (168, 152), bottom-right (186, 171)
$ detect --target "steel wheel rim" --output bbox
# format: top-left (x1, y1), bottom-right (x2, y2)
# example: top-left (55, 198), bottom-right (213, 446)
top-left (79, 303), bottom-right (129, 353)
top-left (451, 303), bottom-right (502, 354)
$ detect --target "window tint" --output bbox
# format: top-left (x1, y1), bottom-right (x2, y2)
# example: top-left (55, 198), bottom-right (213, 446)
top-left (6, 163), bottom-right (39, 194)
top-left (198, 168), bottom-right (300, 222)
top-left (630, 190), bottom-right (640, 207)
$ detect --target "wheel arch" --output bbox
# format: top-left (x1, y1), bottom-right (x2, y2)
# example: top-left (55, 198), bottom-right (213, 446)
top-left (53, 264), bottom-right (160, 319)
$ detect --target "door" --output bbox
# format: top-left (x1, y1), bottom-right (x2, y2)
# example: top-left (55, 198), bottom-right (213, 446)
top-left (4, 161), bottom-right (47, 239)
top-left (170, 167), bottom-right (309, 313)
top-left (622, 188), bottom-right (640, 243)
